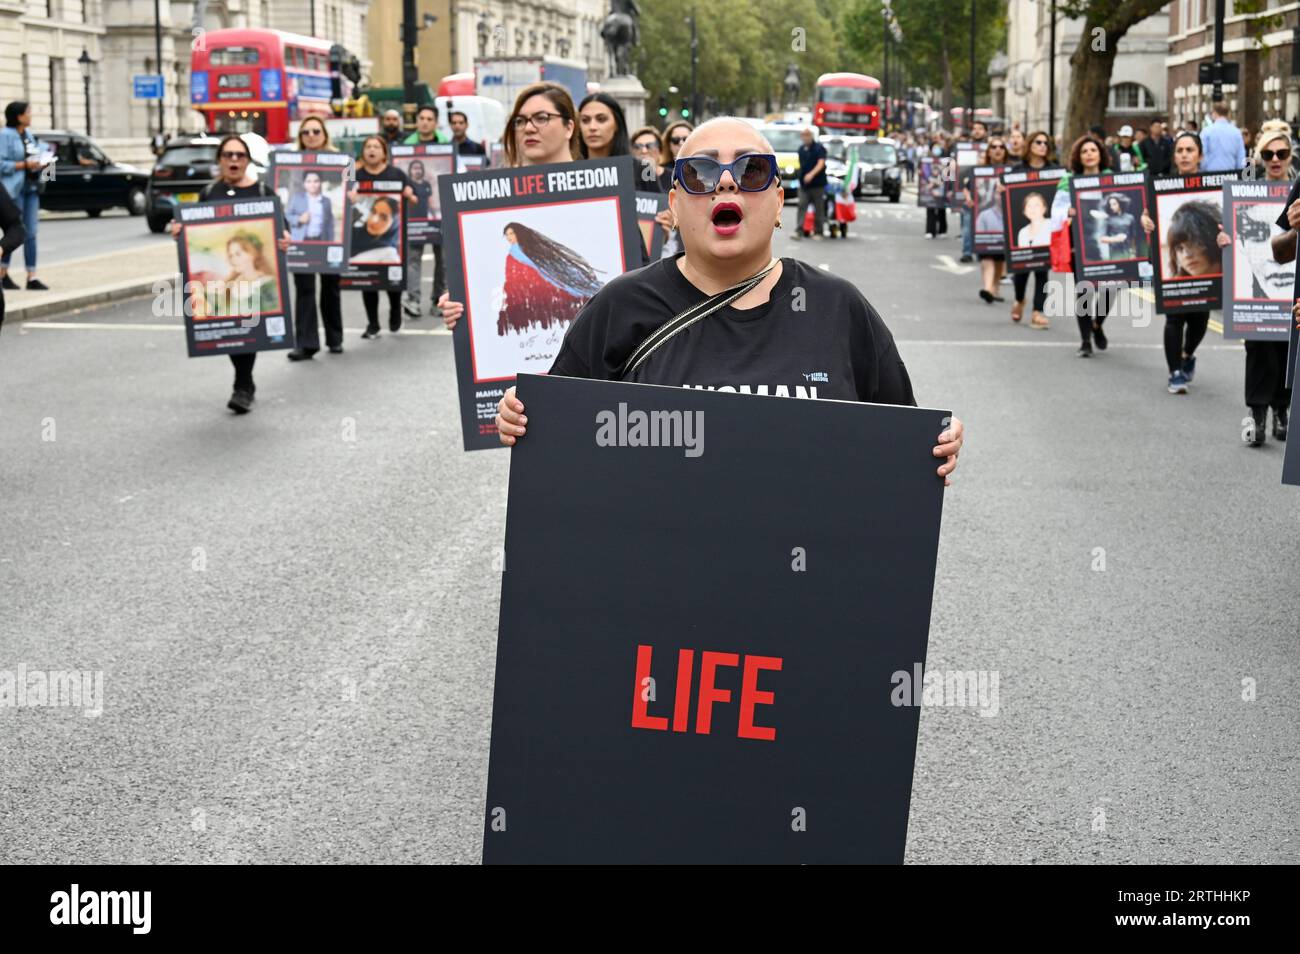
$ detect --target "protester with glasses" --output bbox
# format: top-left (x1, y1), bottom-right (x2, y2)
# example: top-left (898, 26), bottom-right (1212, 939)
top-left (658, 121), bottom-right (694, 257)
top-left (658, 121), bottom-right (694, 191)
top-left (438, 83), bottom-right (661, 323)
top-left (1220, 120), bottom-right (1294, 445)
top-left (631, 125), bottom-right (664, 178)
top-left (487, 117), bottom-right (965, 484)
top-left (1004, 131), bottom-right (1057, 328)
top-left (168, 134), bottom-right (292, 414)
top-left (285, 116), bottom-right (344, 360)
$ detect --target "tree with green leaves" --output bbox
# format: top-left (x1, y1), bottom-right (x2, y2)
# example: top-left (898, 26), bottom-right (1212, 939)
top-left (843, 0), bottom-right (1005, 120)
top-left (1063, 0), bottom-right (1278, 144)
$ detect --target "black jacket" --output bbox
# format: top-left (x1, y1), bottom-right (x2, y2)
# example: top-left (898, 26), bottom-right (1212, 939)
top-left (0, 186), bottom-right (24, 257)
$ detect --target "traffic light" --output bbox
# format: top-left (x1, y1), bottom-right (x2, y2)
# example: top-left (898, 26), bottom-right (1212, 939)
top-left (680, 100), bottom-right (690, 119)
top-left (658, 94), bottom-right (668, 118)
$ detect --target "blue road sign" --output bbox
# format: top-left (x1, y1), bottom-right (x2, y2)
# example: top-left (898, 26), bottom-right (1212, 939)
top-left (133, 74), bottom-right (164, 100)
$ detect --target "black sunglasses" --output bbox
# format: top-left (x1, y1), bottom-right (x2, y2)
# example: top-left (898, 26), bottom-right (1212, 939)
top-left (220, 150), bottom-right (249, 160)
top-left (673, 154), bottom-right (778, 194)
top-left (1261, 148), bottom-right (1291, 161)
top-left (670, 135), bottom-right (690, 145)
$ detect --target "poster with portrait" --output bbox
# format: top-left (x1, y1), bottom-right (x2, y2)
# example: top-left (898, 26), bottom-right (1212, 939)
top-left (636, 191), bottom-right (669, 262)
top-left (955, 141), bottom-right (979, 170)
top-left (1221, 180), bottom-right (1295, 340)
top-left (1147, 171), bottom-right (1238, 313)
top-left (917, 156), bottom-right (955, 210)
top-left (439, 156), bottom-right (641, 451)
top-left (458, 153), bottom-right (487, 173)
top-left (1068, 171), bottom-right (1153, 284)
top-left (339, 178), bottom-right (406, 291)
top-left (391, 143), bottom-right (454, 243)
top-left (489, 141), bottom-right (506, 169)
top-left (971, 165), bottom-right (1009, 255)
top-left (1002, 168), bottom-right (1067, 272)
top-left (268, 149), bottom-right (352, 273)
top-left (175, 196), bottom-right (293, 357)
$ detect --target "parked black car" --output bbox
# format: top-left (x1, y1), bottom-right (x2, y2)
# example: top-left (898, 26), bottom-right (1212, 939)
top-left (34, 131), bottom-right (149, 217)
top-left (145, 136), bottom-right (221, 233)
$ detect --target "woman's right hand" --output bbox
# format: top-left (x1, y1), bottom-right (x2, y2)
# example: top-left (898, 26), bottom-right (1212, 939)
top-left (496, 386), bottom-right (527, 446)
top-left (167, 220), bottom-right (182, 238)
top-left (438, 292), bottom-right (464, 330)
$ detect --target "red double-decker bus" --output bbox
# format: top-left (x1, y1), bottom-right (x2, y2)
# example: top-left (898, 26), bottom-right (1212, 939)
top-left (190, 28), bottom-right (338, 143)
top-left (813, 73), bottom-right (882, 135)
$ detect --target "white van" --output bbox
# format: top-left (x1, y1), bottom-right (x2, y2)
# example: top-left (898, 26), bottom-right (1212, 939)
top-left (435, 96), bottom-right (506, 147)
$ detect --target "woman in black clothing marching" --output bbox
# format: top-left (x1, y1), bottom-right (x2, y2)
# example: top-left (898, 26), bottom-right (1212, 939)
top-left (168, 134), bottom-right (292, 413)
top-left (287, 115), bottom-right (345, 359)
top-left (1139, 131), bottom-right (1215, 393)
top-left (1006, 130), bottom-right (1057, 329)
top-left (350, 135), bottom-right (416, 339)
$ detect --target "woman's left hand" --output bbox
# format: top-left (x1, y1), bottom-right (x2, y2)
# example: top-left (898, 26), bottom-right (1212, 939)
top-left (934, 417), bottom-right (964, 486)
top-left (1141, 211), bottom-right (1155, 234)
top-left (1215, 224), bottom-right (1230, 248)
top-left (277, 230), bottom-right (292, 252)
top-left (655, 208), bottom-right (674, 237)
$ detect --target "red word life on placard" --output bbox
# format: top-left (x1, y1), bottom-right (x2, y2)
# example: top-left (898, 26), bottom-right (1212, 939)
top-left (630, 644), bottom-right (782, 741)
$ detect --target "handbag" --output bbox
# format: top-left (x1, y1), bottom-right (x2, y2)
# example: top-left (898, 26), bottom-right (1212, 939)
top-left (1050, 223), bottom-right (1073, 273)
top-left (620, 259), bottom-right (780, 381)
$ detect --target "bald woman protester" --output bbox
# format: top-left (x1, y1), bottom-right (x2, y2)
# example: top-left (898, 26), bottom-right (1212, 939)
top-left (443, 117), bottom-right (964, 480)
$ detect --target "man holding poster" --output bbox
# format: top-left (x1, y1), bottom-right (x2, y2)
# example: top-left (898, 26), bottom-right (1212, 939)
top-left (168, 134), bottom-right (293, 415)
top-left (392, 136), bottom-right (455, 319)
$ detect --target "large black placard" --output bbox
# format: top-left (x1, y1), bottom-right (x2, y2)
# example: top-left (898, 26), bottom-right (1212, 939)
top-left (483, 374), bottom-right (949, 863)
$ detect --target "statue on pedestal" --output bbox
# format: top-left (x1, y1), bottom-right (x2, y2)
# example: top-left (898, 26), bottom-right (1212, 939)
top-left (600, 0), bottom-right (641, 78)
top-left (783, 63), bottom-right (801, 107)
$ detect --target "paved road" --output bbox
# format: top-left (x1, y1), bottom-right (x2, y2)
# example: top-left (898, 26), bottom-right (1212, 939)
top-left (33, 211), bottom-right (169, 268)
top-left (2, 198), bottom-right (1297, 864)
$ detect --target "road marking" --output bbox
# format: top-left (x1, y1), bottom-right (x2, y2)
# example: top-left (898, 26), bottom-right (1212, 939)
top-left (931, 254), bottom-right (974, 275)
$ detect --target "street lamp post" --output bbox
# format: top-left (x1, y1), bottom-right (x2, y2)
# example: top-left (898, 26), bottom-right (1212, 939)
top-left (78, 48), bottom-right (93, 137)
top-left (154, 0), bottom-right (164, 137)
top-left (967, 0), bottom-right (976, 132)
top-left (1048, 0), bottom-right (1057, 140)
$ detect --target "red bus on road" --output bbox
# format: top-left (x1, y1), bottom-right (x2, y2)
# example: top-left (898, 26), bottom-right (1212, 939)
top-left (813, 73), bottom-right (881, 135)
top-left (191, 28), bottom-right (338, 144)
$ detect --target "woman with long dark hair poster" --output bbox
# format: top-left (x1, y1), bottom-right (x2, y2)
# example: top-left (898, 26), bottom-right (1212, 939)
top-left (497, 221), bottom-right (604, 336)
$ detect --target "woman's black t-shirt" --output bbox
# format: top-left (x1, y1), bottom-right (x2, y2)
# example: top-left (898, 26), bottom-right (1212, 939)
top-left (549, 256), bottom-right (916, 406)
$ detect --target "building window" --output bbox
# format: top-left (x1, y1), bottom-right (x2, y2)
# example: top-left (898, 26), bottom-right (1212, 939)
top-left (1108, 82), bottom-right (1156, 110)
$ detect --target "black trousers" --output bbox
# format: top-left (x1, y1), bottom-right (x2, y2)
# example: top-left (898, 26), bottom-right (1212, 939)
top-left (230, 352), bottom-right (256, 392)
top-left (293, 272), bottom-right (342, 351)
top-left (432, 242), bottom-right (446, 298)
top-left (1075, 282), bottom-right (1116, 345)
top-left (925, 207), bottom-right (947, 235)
top-left (362, 288), bottom-right (403, 331)
top-left (1244, 339), bottom-right (1291, 411)
top-left (1012, 268), bottom-right (1048, 312)
top-left (1163, 311), bottom-right (1210, 373)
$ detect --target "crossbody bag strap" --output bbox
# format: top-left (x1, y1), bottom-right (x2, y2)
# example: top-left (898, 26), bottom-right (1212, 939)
top-left (620, 259), bottom-right (778, 381)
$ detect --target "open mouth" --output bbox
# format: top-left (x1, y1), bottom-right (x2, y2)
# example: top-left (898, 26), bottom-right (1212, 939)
top-left (711, 202), bottom-right (743, 234)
